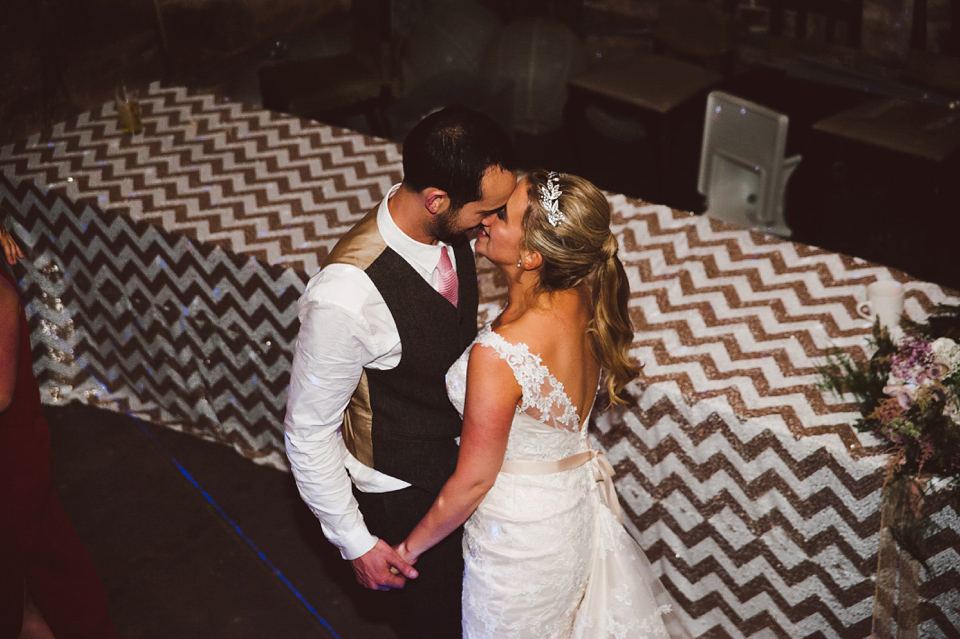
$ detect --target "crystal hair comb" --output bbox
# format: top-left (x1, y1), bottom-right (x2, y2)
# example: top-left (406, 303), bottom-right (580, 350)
top-left (541, 172), bottom-right (564, 227)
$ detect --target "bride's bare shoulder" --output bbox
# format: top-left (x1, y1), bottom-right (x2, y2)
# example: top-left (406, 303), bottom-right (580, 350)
top-left (501, 313), bottom-right (576, 355)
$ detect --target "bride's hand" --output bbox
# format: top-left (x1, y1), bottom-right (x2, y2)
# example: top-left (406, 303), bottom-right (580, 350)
top-left (393, 541), bottom-right (418, 565)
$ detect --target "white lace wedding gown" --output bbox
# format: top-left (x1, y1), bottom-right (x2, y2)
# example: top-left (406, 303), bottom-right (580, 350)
top-left (446, 325), bottom-right (692, 639)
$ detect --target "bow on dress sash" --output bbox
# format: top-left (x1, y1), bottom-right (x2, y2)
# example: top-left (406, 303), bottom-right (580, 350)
top-left (498, 447), bottom-right (623, 523)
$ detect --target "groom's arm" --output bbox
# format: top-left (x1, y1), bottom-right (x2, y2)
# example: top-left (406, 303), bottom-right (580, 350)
top-left (284, 272), bottom-right (415, 589)
top-left (284, 293), bottom-right (378, 560)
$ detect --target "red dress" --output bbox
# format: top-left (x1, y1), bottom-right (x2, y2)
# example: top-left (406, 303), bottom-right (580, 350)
top-left (0, 264), bottom-right (114, 638)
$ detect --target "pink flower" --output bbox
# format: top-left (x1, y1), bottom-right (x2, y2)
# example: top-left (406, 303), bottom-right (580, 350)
top-left (896, 390), bottom-right (914, 410)
top-left (883, 383), bottom-right (916, 409)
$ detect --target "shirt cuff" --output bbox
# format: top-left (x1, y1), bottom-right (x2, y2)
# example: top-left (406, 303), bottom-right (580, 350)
top-left (338, 529), bottom-right (380, 561)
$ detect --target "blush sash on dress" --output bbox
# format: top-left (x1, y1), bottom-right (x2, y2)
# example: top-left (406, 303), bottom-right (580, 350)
top-left (499, 447), bottom-right (623, 524)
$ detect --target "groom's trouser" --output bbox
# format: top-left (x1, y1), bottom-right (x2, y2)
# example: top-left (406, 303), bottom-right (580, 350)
top-left (354, 485), bottom-right (463, 639)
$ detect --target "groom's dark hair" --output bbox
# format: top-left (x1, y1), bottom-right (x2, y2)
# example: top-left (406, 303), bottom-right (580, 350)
top-left (402, 105), bottom-right (517, 212)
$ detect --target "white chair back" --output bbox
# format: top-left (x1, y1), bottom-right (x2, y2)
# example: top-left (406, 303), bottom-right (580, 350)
top-left (698, 91), bottom-right (801, 237)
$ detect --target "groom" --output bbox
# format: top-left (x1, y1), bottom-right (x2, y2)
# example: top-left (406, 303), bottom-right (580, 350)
top-left (284, 106), bottom-right (517, 638)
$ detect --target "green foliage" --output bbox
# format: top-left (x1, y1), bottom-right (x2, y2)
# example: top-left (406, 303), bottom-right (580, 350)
top-left (816, 319), bottom-right (893, 424)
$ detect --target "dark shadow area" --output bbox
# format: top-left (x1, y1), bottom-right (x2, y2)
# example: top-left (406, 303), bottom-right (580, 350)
top-left (46, 402), bottom-right (396, 639)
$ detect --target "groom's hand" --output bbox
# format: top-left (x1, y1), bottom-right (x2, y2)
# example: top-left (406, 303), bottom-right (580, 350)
top-left (350, 539), bottom-right (418, 590)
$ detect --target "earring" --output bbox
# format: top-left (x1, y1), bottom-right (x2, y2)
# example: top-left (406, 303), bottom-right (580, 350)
top-left (517, 257), bottom-right (523, 268)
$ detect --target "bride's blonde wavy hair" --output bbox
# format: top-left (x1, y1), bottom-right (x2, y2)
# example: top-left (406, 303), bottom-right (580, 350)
top-left (521, 169), bottom-right (640, 404)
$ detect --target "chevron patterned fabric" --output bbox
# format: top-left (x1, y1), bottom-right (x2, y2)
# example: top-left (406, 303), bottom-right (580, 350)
top-left (1, 82), bottom-right (958, 637)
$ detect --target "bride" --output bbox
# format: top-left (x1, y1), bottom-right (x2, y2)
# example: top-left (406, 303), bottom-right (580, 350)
top-left (395, 170), bottom-right (691, 638)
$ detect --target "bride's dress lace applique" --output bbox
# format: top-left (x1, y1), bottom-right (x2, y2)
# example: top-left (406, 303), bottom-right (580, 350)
top-left (447, 324), bottom-right (581, 431)
top-left (480, 328), bottom-right (582, 431)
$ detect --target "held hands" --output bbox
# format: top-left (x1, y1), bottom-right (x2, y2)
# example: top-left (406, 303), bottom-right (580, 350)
top-left (350, 539), bottom-right (418, 591)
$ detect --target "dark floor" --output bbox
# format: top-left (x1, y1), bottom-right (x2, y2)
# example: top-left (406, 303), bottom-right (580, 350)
top-left (46, 403), bottom-right (397, 639)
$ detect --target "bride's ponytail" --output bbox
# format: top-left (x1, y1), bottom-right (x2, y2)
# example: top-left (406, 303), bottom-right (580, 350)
top-left (522, 170), bottom-right (640, 404)
top-left (589, 235), bottom-right (640, 404)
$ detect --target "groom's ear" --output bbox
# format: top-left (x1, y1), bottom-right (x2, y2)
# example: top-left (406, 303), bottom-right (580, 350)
top-left (424, 189), bottom-right (449, 215)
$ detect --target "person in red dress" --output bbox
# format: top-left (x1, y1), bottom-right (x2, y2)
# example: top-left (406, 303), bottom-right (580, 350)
top-left (0, 224), bottom-right (114, 639)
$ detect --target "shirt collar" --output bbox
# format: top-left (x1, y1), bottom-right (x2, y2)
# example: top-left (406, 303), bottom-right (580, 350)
top-left (377, 183), bottom-right (452, 274)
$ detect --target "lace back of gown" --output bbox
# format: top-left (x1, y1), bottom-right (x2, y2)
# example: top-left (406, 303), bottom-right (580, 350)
top-left (477, 328), bottom-right (583, 432)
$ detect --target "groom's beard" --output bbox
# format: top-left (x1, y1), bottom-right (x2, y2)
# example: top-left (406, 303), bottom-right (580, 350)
top-left (431, 207), bottom-right (475, 245)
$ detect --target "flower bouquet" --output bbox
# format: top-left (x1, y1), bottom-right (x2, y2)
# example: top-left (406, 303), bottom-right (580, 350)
top-left (818, 305), bottom-right (960, 564)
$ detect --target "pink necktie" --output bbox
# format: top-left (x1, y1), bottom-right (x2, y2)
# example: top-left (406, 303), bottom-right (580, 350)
top-left (437, 248), bottom-right (458, 307)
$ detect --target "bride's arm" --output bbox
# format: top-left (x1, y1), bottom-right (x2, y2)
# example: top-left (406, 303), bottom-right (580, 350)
top-left (396, 343), bottom-right (520, 563)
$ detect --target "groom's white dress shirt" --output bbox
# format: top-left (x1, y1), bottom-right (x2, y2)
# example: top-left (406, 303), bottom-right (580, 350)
top-left (284, 183), bottom-right (460, 561)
